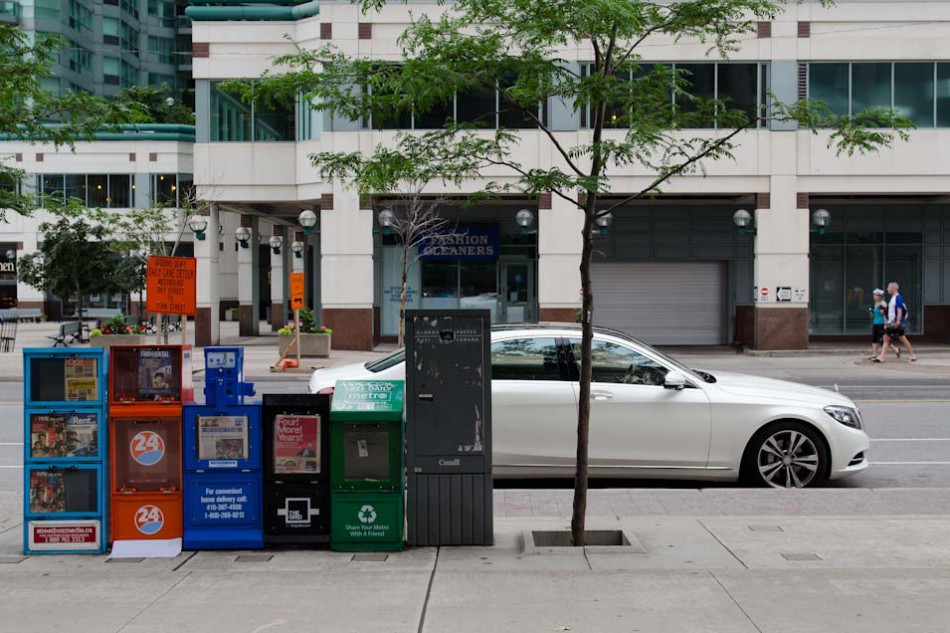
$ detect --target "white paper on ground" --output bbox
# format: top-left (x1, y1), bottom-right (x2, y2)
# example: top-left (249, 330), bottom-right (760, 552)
top-left (109, 538), bottom-right (182, 559)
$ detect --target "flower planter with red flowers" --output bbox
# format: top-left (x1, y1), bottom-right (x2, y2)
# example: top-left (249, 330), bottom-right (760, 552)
top-left (88, 317), bottom-right (149, 348)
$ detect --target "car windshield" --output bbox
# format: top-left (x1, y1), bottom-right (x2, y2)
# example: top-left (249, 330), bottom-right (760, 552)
top-left (597, 331), bottom-right (703, 381)
top-left (364, 349), bottom-right (405, 373)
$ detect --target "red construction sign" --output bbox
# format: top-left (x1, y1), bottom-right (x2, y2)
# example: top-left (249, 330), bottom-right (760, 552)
top-left (146, 256), bottom-right (197, 316)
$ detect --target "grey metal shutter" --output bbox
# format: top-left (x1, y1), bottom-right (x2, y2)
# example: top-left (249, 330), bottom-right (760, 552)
top-left (591, 262), bottom-right (727, 345)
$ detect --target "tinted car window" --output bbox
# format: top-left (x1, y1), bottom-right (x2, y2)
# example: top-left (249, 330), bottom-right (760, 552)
top-left (570, 339), bottom-right (668, 386)
top-left (491, 337), bottom-right (561, 381)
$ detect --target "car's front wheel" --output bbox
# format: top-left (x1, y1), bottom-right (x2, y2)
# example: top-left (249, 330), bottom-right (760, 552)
top-left (743, 421), bottom-right (829, 489)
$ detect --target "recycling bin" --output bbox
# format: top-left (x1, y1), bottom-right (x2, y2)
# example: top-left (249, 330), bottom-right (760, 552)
top-left (109, 346), bottom-right (192, 545)
top-left (23, 348), bottom-right (108, 554)
top-left (183, 347), bottom-right (262, 550)
top-left (262, 394), bottom-right (331, 546)
top-left (329, 380), bottom-right (404, 552)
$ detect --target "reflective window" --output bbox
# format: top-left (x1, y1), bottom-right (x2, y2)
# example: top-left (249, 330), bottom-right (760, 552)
top-left (677, 63), bottom-right (716, 128)
top-left (457, 88), bottom-right (497, 128)
top-left (895, 63), bottom-right (934, 127)
top-left (938, 64), bottom-right (950, 127)
top-left (717, 63), bottom-right (759, 124)
top-left (851, 63), bottom-right (891, 114)
top-left (809, 63), bottom-right (850, 116)
top-left (491, 337), bottom-right (561, 381)
top-left (109, 174), bottom-right (131, 208)
top-left (87, 174), bottom-right (108, 208)
top-left (151, 173), bottom-right (177, 206)
top-left (210, 82), bottom-right (295, 141)
top-left (570, 339), bottom-right (669, 386)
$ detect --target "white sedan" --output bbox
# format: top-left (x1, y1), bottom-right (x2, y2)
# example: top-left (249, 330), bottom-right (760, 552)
top-left (309, 324), bottom-right (869, 488)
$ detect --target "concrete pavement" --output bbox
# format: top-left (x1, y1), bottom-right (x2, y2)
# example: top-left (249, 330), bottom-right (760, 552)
top-left (2, 498), bottom-right (950, 632)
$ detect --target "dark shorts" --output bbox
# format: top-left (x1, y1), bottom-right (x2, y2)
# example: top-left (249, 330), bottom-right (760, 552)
top-left (872, 324), bottom-right (885, 344)
top-left (888, 326), bottom-right (906, 340)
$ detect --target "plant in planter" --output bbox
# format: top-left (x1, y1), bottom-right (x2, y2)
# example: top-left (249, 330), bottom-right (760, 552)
top-left (225, 308), bottom-right (238, 322)
top-left (278, 308), bottom-right (332, 357)
top-left (89, 315), bottom-right (149, 347)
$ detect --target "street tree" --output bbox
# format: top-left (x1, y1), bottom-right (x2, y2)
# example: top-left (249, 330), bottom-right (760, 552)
top-left (243, 0), bottom-right (911, 545)
top-left (17, 200), bottom-right (120, 320)
top-left (0, 24), bottom-right (143, 216)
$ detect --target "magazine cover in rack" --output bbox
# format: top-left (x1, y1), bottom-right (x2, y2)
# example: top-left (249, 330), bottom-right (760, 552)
top-left (64, 358), bottom-right (98, 401)
top-left (197, 416), bottom-right (249, 461)
top-left (29, 471), bottom-right (66, 513)
top-left (273, 415), bottom-right (320, 474)
top-left (137, 348), bottom-right (177, 400)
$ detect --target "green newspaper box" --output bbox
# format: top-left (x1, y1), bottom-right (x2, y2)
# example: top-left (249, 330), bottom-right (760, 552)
top-left (330, 380), bottom-right (404, 551)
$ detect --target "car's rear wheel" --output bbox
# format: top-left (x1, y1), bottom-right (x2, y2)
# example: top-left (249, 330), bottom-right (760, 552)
top-left (743, 421), bottom-right (829, 489)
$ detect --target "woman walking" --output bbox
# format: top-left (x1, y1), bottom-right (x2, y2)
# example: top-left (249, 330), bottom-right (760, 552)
top-left (868, 288), bottom-right (899, 360)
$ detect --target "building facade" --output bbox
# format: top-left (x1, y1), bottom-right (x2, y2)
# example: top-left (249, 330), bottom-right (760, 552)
top-left (182, 1), bottom-right (950, 350)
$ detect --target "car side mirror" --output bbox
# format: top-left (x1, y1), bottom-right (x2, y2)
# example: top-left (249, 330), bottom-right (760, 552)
top-left (663, 371), bottom-right (688, 390)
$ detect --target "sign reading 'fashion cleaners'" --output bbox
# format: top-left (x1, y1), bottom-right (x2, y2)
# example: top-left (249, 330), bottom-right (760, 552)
top-left (419, 225), bottom-right (500, 261)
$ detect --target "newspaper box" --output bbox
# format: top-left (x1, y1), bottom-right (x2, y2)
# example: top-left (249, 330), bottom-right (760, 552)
top-left (23, 348), bottom-right (108, 554)
top-left (329, 380), bottom-right (404, 552)
top-left (262, 394), bottom-right (331, 546)
top-left (109, 346), bottom-right (192, 547)
top-left (183, 348), bottom-right (262, 550)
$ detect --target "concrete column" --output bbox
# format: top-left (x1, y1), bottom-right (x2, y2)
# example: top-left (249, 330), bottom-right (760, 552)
top-left (237, 215), bottom-right (260, 336)
top-left (195, 202), bottom-right (221, 346)
top-left (753, 169), bottom-right (810, 350)
top-left (16, 224), bottom-right (44, 313)
top-left (537, 194), bottom-right (584, 322)
top-left (320, 189), bottom-right (374, 350)
top-left (269, 224), bottom-right (286, 331)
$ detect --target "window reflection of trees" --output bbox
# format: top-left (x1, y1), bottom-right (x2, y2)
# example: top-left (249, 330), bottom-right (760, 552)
top-left (490, 338), bottom-right (559, 381)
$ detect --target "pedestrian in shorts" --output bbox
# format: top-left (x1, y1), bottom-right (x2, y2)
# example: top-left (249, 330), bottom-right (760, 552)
top-left (876, 282), bottom-right (917, 363)
top-left (868, 288), bottom-right (899, 360)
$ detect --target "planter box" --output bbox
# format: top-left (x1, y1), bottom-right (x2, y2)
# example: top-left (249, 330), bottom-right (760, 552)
top-left (225, 311), bottom-right (237, 322)
top-left (279, 332), bottom-right (331, 358)
top-left (89, 334), bottom-right (149, 348)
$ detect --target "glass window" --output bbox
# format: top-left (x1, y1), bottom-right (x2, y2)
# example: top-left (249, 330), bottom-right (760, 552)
top-left (414, 96), bottom-right (454, 129)
top-left (368, 67), bottom-right (412, 130)
top-left (420, 262), bottom-right (458, 309)
top-left (937, 63), bottom-right (950, 127)
top-left (152, 174), bottom-right (176, 206)
top-left (456, 87), bottom-right (496, 128)
top-left (717, 63), bottom-right (759, 126)
top-left (851, 63), bottom-right (891, 115)
top-left (894, 62), bottom-right (935, 127)
top-left (571, 339), bottom-right (669, 386)
top-left (498, 73), bottom-right (540, 129)
top-left (254, 99), bottom-right (296, 141)
top-left (108, 174), bottom-right (131, 208)
top-left (210, 82), bottom-right (251, 141)
top-left (491, 337), bottom-right (561, 381)
top-left (809, 63), bottom-right (849, 116)
top-left (34, 0), bottom-right (60, 18)
top-left (459, 262), bottom-right (499, 321)
top-left (39, 77), bottom-right (61, 96)
top-left (103, 16), bottom-right (119, 44)
top-left (63, 174), bottom-right (85, 203)
top-left (41, 174), bottom-right (65, 202)
top-left (87, 175), bottom-right (108, 208)
top-left (103, 57), bottom-right (120, 85)
top-left (676, 63), bottom-right (715, 128)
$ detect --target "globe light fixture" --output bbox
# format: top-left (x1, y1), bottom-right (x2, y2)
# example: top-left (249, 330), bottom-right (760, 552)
top-left (595, 211), bottom-right (614, 236)
top-left (188, 215), bottom-right (208, 241)
top-left (291, 240), bottom-right (305, 259)
top-left (732, 209), bottom-right (753, 235)
top-left (298, 209), bottom-right (317, 236)
top-left (235, 226), bottom-right (252, 249)
top-left (268, 235), bottom-right (282, 255)
top-left (378, 209), bottom-right (396, 235)
top-left (812, 208), bottom-right (832, 234)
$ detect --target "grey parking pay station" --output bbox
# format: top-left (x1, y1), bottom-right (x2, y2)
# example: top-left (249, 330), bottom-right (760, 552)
top-left (405, 310), bottom-right (493, 546)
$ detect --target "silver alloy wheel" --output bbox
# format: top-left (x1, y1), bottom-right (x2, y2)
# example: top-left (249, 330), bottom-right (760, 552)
top-left (756, 429), bottom-right (821, 489)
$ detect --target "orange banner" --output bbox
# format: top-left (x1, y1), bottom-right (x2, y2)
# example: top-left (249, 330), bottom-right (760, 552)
top-left (146, 256), bottom-right (197, 316)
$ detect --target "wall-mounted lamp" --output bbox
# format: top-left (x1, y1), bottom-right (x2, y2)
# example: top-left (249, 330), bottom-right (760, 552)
top-left (298, 209), bottom-right (317, 237)
top-left (189, 215), bottom-right (208, 241)
top-left (811, 208), bottom-right (831, 235)
top-left (268, 235), bottom-right (282, 255)
top-left (732, 209), bottom-right (754, 235)
top-left (515, 208), bottom-right (536, 235)
top-left (235, 226), bottom-right (251, 249)
top-left (377, 209), bottom-right (395, 236)
top-left (594, 211), bottom-right (613, 236)
top-left (291, 240), bottom-right (305, 259)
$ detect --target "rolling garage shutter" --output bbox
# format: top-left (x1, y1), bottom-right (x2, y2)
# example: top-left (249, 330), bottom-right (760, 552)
top-left (591, 262), bottom-right (727, 345)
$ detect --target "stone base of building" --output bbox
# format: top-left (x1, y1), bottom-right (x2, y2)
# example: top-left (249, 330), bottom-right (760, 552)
top-left (238, 304), bottom-right (259, 336)
top-left (323, 308), bottom-right (374, 351)
top-left (538, 307), bottom-right (579, 323)
top-left (754, 307), bottom-right (808, 350)
top-left (196, 307), bottom-right (213, 347)
top-left (271, 302), bottom-right (286, 331)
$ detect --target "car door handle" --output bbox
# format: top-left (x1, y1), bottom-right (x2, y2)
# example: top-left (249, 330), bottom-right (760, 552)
top-left (590, 390), bottom-right (614, 401)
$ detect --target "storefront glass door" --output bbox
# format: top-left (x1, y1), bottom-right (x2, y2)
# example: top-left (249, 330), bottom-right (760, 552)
top-left (501, 262), bottom-right (534, 323)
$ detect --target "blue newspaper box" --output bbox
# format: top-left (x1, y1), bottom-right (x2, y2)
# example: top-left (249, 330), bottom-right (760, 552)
top-left (183, 348), bottom-right (262, 549)
top-left (23, 348), bottom-right (109, 554)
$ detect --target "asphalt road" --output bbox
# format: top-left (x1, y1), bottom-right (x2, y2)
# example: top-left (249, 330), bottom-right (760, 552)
top-left (2, 378), bottom-right (949, 492)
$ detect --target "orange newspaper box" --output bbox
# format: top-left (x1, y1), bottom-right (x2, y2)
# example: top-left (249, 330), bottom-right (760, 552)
top-left (108, 346), bottom-right (192, 545)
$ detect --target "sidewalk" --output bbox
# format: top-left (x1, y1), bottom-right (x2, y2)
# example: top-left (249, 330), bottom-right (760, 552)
top-left (3, 320), bottom-right (949, 383)
top-left (1, 488), bottom-right (950, 632)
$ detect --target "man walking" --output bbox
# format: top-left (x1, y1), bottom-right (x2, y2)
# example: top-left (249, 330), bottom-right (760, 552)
top-left (876, 282), bottom-right (917, 363)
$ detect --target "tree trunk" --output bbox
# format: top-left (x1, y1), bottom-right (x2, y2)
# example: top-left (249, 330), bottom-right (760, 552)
top-left (571, 200), bottom-right (597, 547)
top-left (397, 246), bottom-right (409, 348)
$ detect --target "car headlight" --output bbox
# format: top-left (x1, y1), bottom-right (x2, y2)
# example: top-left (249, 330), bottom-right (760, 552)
top-left (824, 405), bottom-right (862, 429)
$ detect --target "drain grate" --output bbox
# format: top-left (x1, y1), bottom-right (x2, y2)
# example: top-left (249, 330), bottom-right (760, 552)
top-left (0, 557), bottom-right (25, 564)
top-left (781, 552), bottom-right (822, 561)
top-left (107, 557), bottom-right (144, 563)
top-left (351, 553), bottom-right (389, 562)
top-left (235, 554), bottom-right (273, 563)
top-left (748, 525), bottom-right (784, 532)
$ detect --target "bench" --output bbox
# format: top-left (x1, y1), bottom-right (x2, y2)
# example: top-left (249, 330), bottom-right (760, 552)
top-left (79, 308), bottom-right (123, 321)
top-left (47, 321), bottom-right (84, 347)
top-left (0, 308), bottom-right (41, 322)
